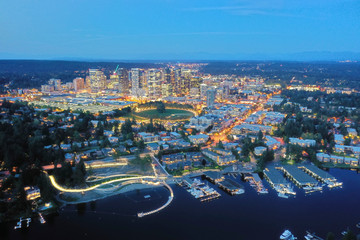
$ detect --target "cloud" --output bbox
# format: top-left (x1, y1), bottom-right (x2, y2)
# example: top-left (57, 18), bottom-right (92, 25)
top-left (183, 2), bottom-right (315, 18)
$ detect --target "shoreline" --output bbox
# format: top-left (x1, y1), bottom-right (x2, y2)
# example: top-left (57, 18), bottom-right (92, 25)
top-left (57, 182), bottom-right (163, 204)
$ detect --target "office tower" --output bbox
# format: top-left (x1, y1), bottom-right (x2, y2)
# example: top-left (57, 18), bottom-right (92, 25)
top-left (206, 88), bottom-right (216, 108)
top-left (118, 68), bottom-right (129, 94)
top-left (109, 73), bottom-right (120, 90)
top-left (180, 69), bottom-right (192, 96)
top-left (146, 69), bottom-right (162, 99)
top-left (130, 68), bottom-right (146, 97)
top-left (130, 68), bottom-right (140, 97)
top-left (89, 69), bottom-right (106, 93)
top-left (190, 76), bottom-right (202, 89)
top-left (164, 68), bottom-right (171, 84)
top-left (73, 77), bottom-right (85, 92)
top-left (169, 68), bottom-right (176, 95)
top-left (200, 83), bottom-right (209, 99)
top-left (85, 76), bottom-right (91, 89)
top-left (161, 83), bottom-right (171, 98)
top-left (173, 68), bottom-right (182, 96)
top-left (48, 78), bottom-right (62, 91)
top-left (223, 85), bottom-right (230, 98)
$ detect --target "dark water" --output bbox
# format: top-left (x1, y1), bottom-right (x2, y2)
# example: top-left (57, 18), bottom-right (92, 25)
top-left (1, 168), bottom-right (360, 240)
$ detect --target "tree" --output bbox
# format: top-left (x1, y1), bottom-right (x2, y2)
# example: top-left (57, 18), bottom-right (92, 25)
top-left (216, 140), bottom-right (224, 149)
top-left (326, 232), bottom-right (335, 240)
top-left (342, 230), bottom-right (356, 240)
top-left (137, 140), bottom-right (145, 151)
top-left (121, 119), bottom-right (133, 136)
top-left (257, 130), bottom-right (263, 142)
top-left (344, 138), bottom-right (351, 145)
top-left (73, 160), bottom-right (86, 186)
top-left (156, 101), bottom-right (166, 113)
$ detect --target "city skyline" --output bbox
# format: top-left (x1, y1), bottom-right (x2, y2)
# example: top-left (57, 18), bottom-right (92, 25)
top-left (1, 0), bottom-right (360, 60)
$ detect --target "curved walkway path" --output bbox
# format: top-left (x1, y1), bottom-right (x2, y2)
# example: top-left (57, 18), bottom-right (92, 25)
top-left (48, 175), bottom-right (160, 193)
top-left (137, 181), bottom-right (174, 218)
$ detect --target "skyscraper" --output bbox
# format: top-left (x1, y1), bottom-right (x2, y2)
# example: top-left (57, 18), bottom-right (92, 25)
top-left (89, 69), bottom-right (106, 93)
top-left (73, 77), bottom-right (85, 92)
top-left (48, 78), bottom-right (62, 91)
top-left (200, 83), bottom-right (209, 99)
top-left (146, 68), bottom-right (162, 99)
top-left (130, 68), bottom-right (146, 97)
top-left (118, 68), bottom-right (129, 94)
top-left (206, 88), bottom-right (216, 108)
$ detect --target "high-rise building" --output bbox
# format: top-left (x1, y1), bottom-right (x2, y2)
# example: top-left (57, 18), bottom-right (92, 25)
top-left (206, 88), bottom-right (216, 108)
top-left (173, 68), bottom-right (182, 96)
top-left (130, 68), bottom-right (140, 97)
top-left (109, 74), bottom-right (120, 91)
top-left (118, 68), bottom-right (129, 94)
top-left (48, 79), bottom-right (62, 91)
top-left (200, 83), bottom-right (209, 99)
top-left (89, 69), bottom-right (106, 93)
top-left (73, 77), bottom-right (85, 92)
top-left (130, 68), bottom-right (146, 97)
top-left (146, 68), bottom-right (162, 99)
top-left (161, 83), bottom-right (172, 98)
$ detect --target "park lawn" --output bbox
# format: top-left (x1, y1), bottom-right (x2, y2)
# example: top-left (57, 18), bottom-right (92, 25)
top-left (134, 109), bottom-right (194, 120)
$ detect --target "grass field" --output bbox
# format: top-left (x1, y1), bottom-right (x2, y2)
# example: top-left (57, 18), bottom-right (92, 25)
top-left (133, 109), bottom-right (194, 120)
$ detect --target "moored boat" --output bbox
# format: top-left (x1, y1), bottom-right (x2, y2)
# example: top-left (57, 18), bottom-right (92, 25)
top-left (280, 230), bottom-right (297, 240)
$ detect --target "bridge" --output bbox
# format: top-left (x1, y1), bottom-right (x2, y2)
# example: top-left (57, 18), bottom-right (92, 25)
top-left (137, 181), bottom-right (174, 218)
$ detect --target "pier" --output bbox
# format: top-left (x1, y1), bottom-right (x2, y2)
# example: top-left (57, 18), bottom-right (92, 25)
top-left (299, 164), bottom-right (336, 182)
top-left (204, 171), bottom-right (224, 183)
top-left (137, 181), bottom-right (174, 218)
top-left (264, 167), bottom-right (290, 188)
top-left (244, 173), bottom-right (268, 194)
top-left (217, 178), bottom-right (244, 195)
top-left (279, 165), bottom-right (318, 188)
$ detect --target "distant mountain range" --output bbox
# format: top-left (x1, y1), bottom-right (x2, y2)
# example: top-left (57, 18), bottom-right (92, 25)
top-left (0, 51), bottom-right (359, 62)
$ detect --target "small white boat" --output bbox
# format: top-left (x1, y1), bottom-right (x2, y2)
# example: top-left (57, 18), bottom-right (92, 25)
top-left (39, 213), bottom-right (46, 224)
top-left (258, 188), bottom-right (269, 194)
top-left (303, 186), bottom-right (312, 191)
top-left (278, 193), bottom-right (289, 199)
top-left (235, 189), bottom-right (245, 195)
top-left (280, 229), bottom-right (297, 240)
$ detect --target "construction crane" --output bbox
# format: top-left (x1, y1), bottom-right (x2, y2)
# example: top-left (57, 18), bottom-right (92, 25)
top-left (113, 65), bottom-right (119, 75)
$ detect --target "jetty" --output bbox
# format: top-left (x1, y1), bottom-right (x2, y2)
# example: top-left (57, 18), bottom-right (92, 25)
top-left (279, 165), bottom-right (318, 188)
top-left (299, 164), bottom-right (343, 188)
top-left (217, 178), bottom-right (244, 195)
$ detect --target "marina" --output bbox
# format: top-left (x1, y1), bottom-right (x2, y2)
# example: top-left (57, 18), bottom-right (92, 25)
top-left (217, 178), bottom-right (245, 195)
top-left (299, 164), bottom-right (343, 188)
top-left (264, 167), bottom-right (296, 198)
top-left (243, 173), bottom-right (268, 194)
top-left (180, 177), bottom-right (221, 202)
top-left (279, 165), bottom-right (321, 192)
top-left (203, 171), bottom-right (224, 183)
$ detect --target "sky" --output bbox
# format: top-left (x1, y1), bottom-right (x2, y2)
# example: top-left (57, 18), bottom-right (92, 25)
top-left (0, 0), bottom-right (359, 60)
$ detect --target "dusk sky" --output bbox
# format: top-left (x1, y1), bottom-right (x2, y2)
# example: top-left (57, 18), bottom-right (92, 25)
top-left (1, 0), bottom-right (359, 60)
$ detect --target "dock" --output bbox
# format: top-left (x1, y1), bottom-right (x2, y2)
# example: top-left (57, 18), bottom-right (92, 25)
top-left (279, 165), bottom-right (318, 188)
top-left (299, 164), bottom-right (335, 182)
top-left (217, 178), bottom-right (244, 195)
top-left (244, 173), bottom-right (268, 194)
top-left (204, 171), bottom-right (224, 183)
top-left (264, 167), bottom-right (290, 188)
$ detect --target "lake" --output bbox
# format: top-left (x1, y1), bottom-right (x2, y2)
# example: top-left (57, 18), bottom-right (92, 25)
top-left (1, 168), bottom-right (359, 240)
